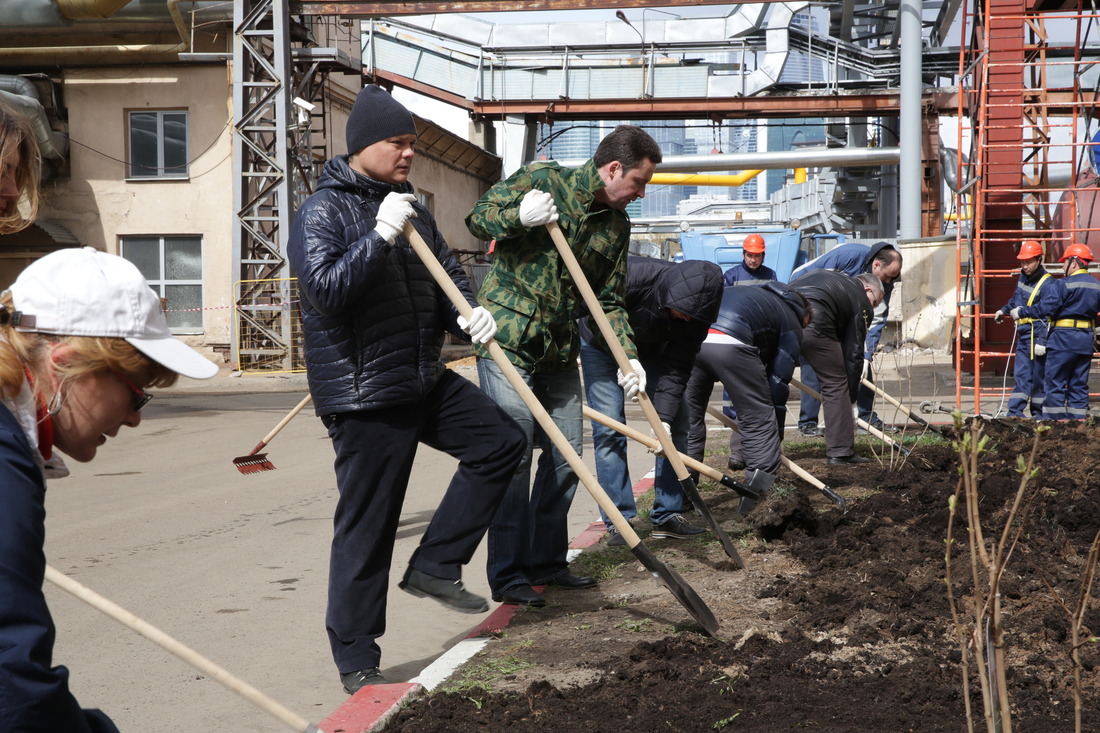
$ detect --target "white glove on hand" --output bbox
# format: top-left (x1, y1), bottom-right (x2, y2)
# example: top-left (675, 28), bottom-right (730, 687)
top-left (457, 306), bottom-right (497, 344)
top-left (616, 359), bottom-right (647, 401)
top-left (860, 359), bottom-right (872, 381)
top-left (994, 311), bottom-right (1005, 324)
top-left (649, 421), bottom-right (673, 457)
top-left (1009, 307), bottom-right (1022, 320)
top-left (374, 192), bottom-right (416, 244)
top-left (518, 189), bottom-right (559, 228)
top-left (1034, 343), bottom-right (1047, 356)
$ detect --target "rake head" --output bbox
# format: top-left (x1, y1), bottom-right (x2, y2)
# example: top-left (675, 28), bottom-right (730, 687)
top-left (233, 453), bottom-right (276, 475)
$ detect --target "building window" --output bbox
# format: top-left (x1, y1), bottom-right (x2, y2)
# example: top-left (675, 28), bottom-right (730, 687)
top-left (128, 110), bottom-right (188, 179)
top-left (417, 190), bottom-right (434, 214)
top-left (120, 236), bottom-right (203, 333)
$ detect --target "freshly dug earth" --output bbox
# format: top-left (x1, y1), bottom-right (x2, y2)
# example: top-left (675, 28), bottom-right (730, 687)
top-left (387, 419), bottom-right (1100, 732)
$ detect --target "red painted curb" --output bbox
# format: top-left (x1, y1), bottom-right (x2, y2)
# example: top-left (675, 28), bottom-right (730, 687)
top-left (318, 682), bottom-right (420, 733)
top-left (320, 472), bottom-right (655, 731)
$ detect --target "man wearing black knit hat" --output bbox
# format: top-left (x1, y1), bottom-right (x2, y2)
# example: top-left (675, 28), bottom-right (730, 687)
top-left (288, 85), bottom-right (525, 695)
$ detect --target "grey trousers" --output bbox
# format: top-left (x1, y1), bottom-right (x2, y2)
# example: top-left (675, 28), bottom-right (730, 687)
top-left (799, 330), bottom-right (856, 458)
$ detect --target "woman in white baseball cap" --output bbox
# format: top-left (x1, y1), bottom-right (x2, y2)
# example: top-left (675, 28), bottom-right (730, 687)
top-left (0, 97), bottom-right (216, 732)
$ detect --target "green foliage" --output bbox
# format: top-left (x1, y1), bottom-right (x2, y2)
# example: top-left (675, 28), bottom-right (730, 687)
top-left (438, 652), bottom-right (534, 694)
top-left (713, 713), bottom-right (741, 729)
top-left (614, 617), bottom-right (655, 633)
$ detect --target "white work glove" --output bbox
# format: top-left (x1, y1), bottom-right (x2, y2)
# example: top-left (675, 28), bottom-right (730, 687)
top-left (649, 421), bottom-right (672, 457)
top-left (1034, 343), bottom-right (1047, 356)
top-left (374, 192), bottom-right (416, 244)
top-left (518, 189), bottom-right (558, 228)
top-left (860, 359), bottom-right (872, 381)
top-left (457, 306), bottom-right (497, 344)
top-left (1009, 307), bottom-right (1022, 320)
top-left (994, 311), bottom-right (1005, 324)
top-left (616, 359), bottom-right (647, 401)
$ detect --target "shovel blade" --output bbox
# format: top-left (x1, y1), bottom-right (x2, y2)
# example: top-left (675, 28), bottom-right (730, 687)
top-left (629, 541), bottom-right (719, 636)
top-left (679, 478), bottom-right (745, 569)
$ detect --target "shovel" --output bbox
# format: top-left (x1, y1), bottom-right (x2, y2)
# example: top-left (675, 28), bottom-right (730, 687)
top-left (45, 565), bottom-right (323, 733)
top-left (790, 376), bottom-right (910, 456)
top-left (403, 222), bottom-right (719, 636)
top-left (233, 394), bottom-right (313, 474)
top-left (545, 222), bottom-right (744, 570)
top-left (860, 377), bottom-right (953, 438)
top-left (704, 406), bottom-right (848, 508)
top-left (582, 405), bottom-right (762, 502)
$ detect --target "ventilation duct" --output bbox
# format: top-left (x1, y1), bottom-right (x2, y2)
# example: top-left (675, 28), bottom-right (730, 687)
top-left (0, 75), bottom-right (67, 161)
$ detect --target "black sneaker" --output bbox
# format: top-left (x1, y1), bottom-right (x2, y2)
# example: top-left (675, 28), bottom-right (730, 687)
top-left (727, 456), bottom-right (745, 471)
top-left (606, 527), bottom-right (627, 547)
top-left (798, 424), bottom-right (821, 438)
top-left (399, 568), bottom-right (489, 614)
top-left (857, 418), bottom-right (899, 435)
top-left (651, 514), bottom-right (708, 540)
top-left (341, 667), bottom-right (387, 694)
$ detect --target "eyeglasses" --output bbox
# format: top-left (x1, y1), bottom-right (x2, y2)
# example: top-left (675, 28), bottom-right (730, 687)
top-left (110, 369), bottom-right (153, 412)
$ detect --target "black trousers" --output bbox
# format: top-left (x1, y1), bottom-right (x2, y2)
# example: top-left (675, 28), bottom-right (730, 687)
top-left (322, 369), bottom-right (525, 673)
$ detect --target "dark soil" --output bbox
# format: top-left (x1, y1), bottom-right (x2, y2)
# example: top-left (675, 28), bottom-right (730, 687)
top-left (386, 419), bottom-right (1100, 732)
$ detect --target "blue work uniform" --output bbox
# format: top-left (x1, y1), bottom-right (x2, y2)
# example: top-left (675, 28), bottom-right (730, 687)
top-left (723, 262), bottom-right (777, 286)
top-left (997, 267), bottom-right (1055, 417)
top-left (1026, 268), bottom-right (1100, 419)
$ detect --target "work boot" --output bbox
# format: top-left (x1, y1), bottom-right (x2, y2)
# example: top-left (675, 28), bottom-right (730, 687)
top-left (651, 514), bottom-right (707, 540)
top-left (399, 568), bottom-right (489, 614)
top-left (856, 417), bottom-right (899, 435)
top-left (828, 453), bottom-right (872, 465)
top-left (605, 527), bottom-right (627, 547)
top-left (727, 456), bottom-right (746, 471)
top-left (341, 667), bottom-right (387, 694)
top-left (798, 423), bottom-right (821, 438)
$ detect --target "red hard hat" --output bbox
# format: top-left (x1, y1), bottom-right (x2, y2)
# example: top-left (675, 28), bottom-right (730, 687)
top-left (1060, 243), bottom-right (1094, 263)
top-left (743, 234), bottom-right (765, 254)
top-left (1016, 239), bottom-right (1043, 260)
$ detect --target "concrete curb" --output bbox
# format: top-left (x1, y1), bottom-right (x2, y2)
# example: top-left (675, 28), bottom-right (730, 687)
top-left (317, 473), bottom-right (655, 733)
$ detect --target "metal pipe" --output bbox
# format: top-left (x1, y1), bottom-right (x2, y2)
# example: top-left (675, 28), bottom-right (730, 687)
top-left (898, 0), bottom-right (922, 238)
top-left (0, 76), bottom-right (68, 160)
top-left (0, 0), bottom-right (190, 61)
top-left (555, 146), bottom-right (901, 173)
top-left (649, 171), bottom-right (763, 186)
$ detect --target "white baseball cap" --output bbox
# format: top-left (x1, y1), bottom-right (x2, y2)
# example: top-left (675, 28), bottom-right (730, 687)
top-left (8, 247), bottom-right (218, 380)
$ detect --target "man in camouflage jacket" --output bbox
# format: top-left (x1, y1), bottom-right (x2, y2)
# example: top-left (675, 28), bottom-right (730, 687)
top-left (466, 125), bottom-right (662, 607)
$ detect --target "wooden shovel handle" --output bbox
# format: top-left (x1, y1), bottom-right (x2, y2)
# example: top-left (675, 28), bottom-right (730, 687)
top-left (45, 565), bottom-right (320, 733)
top-left (543, 223), bottom-right (689, 478)
top-left (403, 223), bottom-right (643, 547)
top-left (583, 405), bottom-right (723, 482)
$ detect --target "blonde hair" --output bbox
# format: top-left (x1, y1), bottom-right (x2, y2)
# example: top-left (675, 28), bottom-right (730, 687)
top-left (0, 292), bottom-right (177, 403)
top-left (0, 96), bottom-right (41, 235)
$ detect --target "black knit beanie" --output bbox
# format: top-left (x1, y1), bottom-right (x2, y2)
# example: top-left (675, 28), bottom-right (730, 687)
top-left (345, 85), bottom-right (417, 154)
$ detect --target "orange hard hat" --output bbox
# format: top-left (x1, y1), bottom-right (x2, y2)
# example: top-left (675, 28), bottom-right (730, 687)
top-left (743, 234), bottom-right (766, 254)
top-left (1060, 243), bottom-right (1094, 263)
top-left (1016, 239), bottom-right (1043, 260)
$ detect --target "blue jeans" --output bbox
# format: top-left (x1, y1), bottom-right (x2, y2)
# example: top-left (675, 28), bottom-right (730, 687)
top-left (477, 357), bottom-right (583, 595)
top-left (580, 339), bottom-right (686, 528)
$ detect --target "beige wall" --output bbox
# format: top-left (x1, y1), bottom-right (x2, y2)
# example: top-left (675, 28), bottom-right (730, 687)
top-left (409, 155), bottom-right (490, 252)
top-left (888, 239), bottom-right (957, 349)
top-left (38, 65), bottom-right (235, 357)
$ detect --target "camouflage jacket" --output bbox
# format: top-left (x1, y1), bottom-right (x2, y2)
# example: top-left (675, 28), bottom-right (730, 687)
top-left (466, 160), bottom-right (636, 372)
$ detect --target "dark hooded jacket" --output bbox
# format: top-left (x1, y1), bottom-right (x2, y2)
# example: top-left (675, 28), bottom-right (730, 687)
top-left (710, 281), bottom-right (807, 422)
top-left (579, 256), bottom-right (723, 421)
top-left (287, 154), bottom-right (475, 415)
top-left (790, 269), bottom-right (875, 401)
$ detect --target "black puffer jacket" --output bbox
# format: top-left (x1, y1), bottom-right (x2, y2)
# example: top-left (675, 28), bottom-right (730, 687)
top-left (288, 155), bottom-right (475, 415)
top-left (789, 269), bottom-right (874, 401)
top-left (711, 281), bottom-right (806, 423)
top-left (579, 256), bottom-right (723, 421)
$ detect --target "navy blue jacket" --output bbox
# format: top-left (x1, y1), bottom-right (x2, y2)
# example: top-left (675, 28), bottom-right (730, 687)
top-left (790, 241), bottom-right (896, 357)
top-left (711, 281), bottom-right (806, 423)
top-left (1030, 269), bottom-right (1100, 355)
top-left (998, 267), bottom-right (1055, 349)
top-left (722, 262), bottom-right (777, 286)
top-left (790, 269), bottom-right (875, 401)
top-left (288, 155), bottom-right (476, 415)
top-left (579, 256), bottom-right (723, 422)
top-left (0, 406), bottom-right (119, 732)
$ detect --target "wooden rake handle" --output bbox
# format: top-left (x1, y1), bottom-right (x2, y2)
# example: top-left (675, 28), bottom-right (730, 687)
top-left (45, 565), bottom-right (322, 733)
top-left (402, 223), bottom-right (643, 548)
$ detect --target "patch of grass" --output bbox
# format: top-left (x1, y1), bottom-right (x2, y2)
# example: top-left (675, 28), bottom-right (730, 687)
top-left (438, 650), bottom-right (534, 693)
top-left (570, 546), bottom-right (629, 582)
top-left (614, 617), bottom-right (655, 633)
top-left (713, 713), bottom-right (741, 729)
